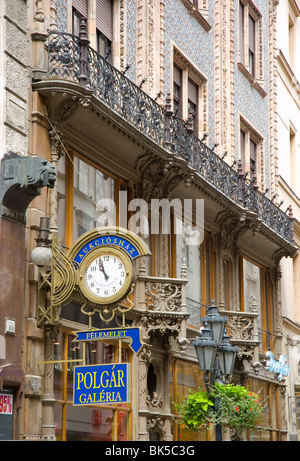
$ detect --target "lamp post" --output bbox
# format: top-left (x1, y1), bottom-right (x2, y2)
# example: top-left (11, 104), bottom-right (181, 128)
top-left (192, 300), bottom-right (238, 441)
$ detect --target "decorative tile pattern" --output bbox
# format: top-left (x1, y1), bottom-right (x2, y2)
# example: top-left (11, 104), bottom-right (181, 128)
top-left (232, 0), bottom-right (271, 188)
top-left (126, 0), bottom-right (137, 82)
top-left (163, 0), bottom-right (215, 144)
top-left (123, 0), bottom-right (272, 188)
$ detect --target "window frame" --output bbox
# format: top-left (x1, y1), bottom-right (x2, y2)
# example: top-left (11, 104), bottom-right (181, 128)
top-left (60, 149), bottom-right (125, 249)
top-left (239, 117), bottom-right (263, 187)
top-left (238, 0), bottom-right (265, 95)
top-left (240, 256), bottom-right (274, 352)
top-left (174, 212), bottom-right (216, 328)
top-left (172, 48), bottom-right (207, 138)
top-left (54, 329), bottom-right (132, 441)
top-left (72, 7), bottom-right (82, 36)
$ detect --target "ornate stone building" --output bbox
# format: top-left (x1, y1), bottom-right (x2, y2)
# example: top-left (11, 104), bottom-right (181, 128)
top-left (276, 0), bottom-right (300, 440)
top-left (0, 0), bottom-right (298, 441)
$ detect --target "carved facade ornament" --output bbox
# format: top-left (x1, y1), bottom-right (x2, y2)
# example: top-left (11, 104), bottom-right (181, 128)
top-left (139, 344), bottom-right (152, 364)
top-left (0, 152), bottom-right (56, 224)
top-left (135, 153), bottom-right (194, 201)
top-left (147, 416), bottom-right (166, 439)
top-left (145, 281), bottom-right (182, 312)
top-left (146, 392), bottom-right (163, 409)
top-left (140, 311), bottom-right (188, 340)
top-left (54, 98), bottom-right (80, 123)
top-left (217, 209), bottom-right (260, 253)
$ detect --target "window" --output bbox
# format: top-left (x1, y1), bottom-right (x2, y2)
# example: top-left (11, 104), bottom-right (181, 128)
top-left (247, 378), bottom-right (282, 440)
top-left (238, 0), bottom-right (264, 90)
top-left (248, 14), bottom-right (256, 76)
top-left (170, 359), bottom-right (208, 441)
top-left (288, 0), bottom-right (300, 71)
top-left (72, 0), bottom-right (88, 35)
top-left (241, 257), bottom-right (274, 352)
top-left (176, 220), bottom-right (201, 326)
top-left (72, 8), bottom-right (81, 36)
top-left (240, 118), bottom-right (263, 186)
top-left (188, 78), bottom-right (198, 133)
top-left (54, 331), bottom-right (132, 441)
top-left (223, 258), bottom-right (232, 309)
top-left (173, 63), bottom-right (199, 133)
top-left (295, 386), bottom-right (300, 434)
top-left (173, 64), bottom-right (182, 117)
top-left (290, 124), bottom-right (297, 191)
top-left (249, 138), bottom-right (257, 180)
top-left (175, 219), bottom-right (215, 327)
top-left (57, 150), bottom-right (124, 249)
top-left (239, 2), bottom-right (245, 65)
top-left (172, 49), bottom-right (207, 137)
top-left (96, 0), bottom-right (113, 61)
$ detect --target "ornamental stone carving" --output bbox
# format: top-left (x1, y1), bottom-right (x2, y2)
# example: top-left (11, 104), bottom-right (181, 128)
top-left (145, 280), bottom-right (182, 312)
top-left (0, 152), bottom-right (56, 224)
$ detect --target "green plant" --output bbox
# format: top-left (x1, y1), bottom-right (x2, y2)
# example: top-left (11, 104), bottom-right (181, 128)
top-left (211, 383), bottom-right (265, 435)
top-left (175, 383), bottom-right (265, 435)
top-left (174, 389), bottom-right (215, 430)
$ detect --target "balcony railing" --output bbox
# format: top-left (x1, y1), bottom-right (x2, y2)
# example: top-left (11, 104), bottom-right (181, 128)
top-left (45, 30), bottom-right (295, 246)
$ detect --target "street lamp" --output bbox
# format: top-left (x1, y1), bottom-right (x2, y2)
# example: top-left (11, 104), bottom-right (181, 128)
top-left (192, 300), bottom-right (238, 393)
top-left (31, 216), bottom-right (53, 267)
top-left (193, 326), bottom-right (218, 373)
top-left (201, 300), bottom-right (228, 343)
top-left (192, 301), bottom-right (238, 441)
top-left (218, 333), bottom-right (238, 377)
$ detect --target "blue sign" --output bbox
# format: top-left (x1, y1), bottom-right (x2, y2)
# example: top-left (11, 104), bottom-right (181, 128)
top-left (265, 351), bottom-right (289, 381)
top-left (73, 235), bottom-right (140, 264)
top-left (73, 363), bottom-right (130, 405)
top-left (73, 327), bottom-right (143, 354)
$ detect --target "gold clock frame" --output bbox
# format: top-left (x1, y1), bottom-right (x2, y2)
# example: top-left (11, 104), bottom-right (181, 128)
top-left (78, 246), bottom-right (135, 305)
top-left (37, 227), bottom-right (151, 327)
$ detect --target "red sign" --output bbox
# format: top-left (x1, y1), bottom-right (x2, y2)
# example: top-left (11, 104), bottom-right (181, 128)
top-left (0, 393), bottom-right (13, 415)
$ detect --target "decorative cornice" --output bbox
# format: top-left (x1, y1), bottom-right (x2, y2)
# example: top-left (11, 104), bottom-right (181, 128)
top-left (179, 0), bottom-right (212, 31)
top-left (237, 62), bottom-right (267, 98)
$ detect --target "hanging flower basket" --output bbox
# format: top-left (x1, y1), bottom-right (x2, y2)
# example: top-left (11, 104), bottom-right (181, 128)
top-left (175, 383), bottom-right (265, 436)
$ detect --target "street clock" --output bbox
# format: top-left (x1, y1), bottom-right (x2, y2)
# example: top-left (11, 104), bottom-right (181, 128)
top-left (78, 246), bottom-right (135, 305)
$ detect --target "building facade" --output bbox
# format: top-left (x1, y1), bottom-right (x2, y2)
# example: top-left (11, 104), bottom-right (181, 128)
top-left (0, 0), bottom-right (298, 441)
top-left (276, 0), bottom-right (300, 440)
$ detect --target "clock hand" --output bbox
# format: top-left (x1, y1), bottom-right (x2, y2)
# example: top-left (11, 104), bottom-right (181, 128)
top-left (99, 258), bottom-right (109, 280)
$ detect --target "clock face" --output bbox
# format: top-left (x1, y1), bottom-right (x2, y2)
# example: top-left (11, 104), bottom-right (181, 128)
top-left (79, 248), bottom-right (133, 304)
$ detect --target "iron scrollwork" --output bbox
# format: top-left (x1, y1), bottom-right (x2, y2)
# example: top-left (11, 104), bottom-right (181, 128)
top-left (45, 31), bottom-right (295, 246)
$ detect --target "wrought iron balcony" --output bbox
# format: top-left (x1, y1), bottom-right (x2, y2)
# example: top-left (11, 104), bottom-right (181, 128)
top-left (44, 30), bottom-right (295, 246)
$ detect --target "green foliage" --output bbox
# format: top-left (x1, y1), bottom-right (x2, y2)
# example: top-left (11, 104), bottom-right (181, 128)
top-left (174, 389), bottom-right (215, 430)
top-left (175, 383), bottom-right (265, 435)
top-left (211, 383), bottom-right (265, 435)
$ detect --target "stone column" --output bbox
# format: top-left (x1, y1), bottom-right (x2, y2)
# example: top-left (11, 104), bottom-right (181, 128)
top-left (41, 323), bottom-right (57, 441)
top-left (138, 345), bottom-right (151, 441)
top-left (49, 129), bottom-right (63, 235)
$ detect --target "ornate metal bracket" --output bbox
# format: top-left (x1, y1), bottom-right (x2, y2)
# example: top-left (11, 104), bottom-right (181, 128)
top-left (37, 236), bottom-right (79, 326)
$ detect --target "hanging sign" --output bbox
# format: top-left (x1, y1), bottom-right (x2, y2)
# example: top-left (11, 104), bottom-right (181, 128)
top-left (73, 363), bottom-right (130, 406)
top-left (265, 351), bottom-right (289, 381)
top-left (0, 393), bottom-right (13, 415)
top-left (73, 327), bottom-right (143, 354)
